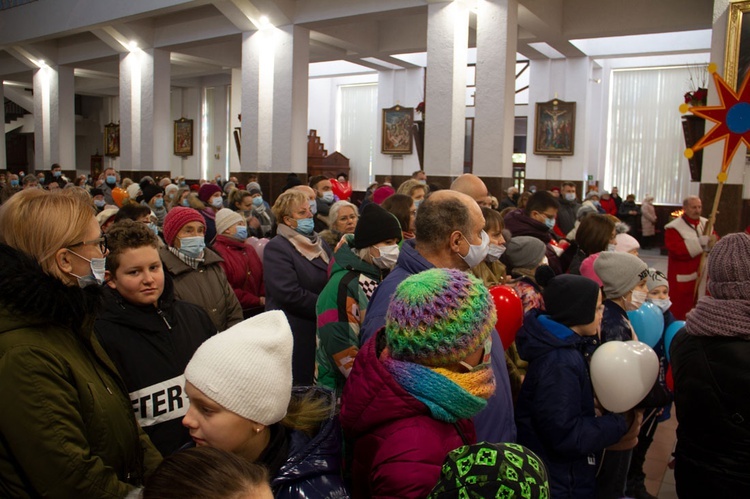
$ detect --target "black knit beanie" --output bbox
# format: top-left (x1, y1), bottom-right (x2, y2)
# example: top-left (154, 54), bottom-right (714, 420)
top-left (537, 269), bottom-right (600, 327)
top-left (353, 203), bottom-right (403, 249)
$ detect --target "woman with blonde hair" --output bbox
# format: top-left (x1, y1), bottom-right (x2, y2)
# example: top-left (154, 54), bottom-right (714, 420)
top-left (0, 189), bottom-right (162, 497)
top-left (396, 179), bottom-right (428, 210)
top-left (264, 190), bottom-right (333, 385)
top-left (182, 311), bottom-right (348, 498)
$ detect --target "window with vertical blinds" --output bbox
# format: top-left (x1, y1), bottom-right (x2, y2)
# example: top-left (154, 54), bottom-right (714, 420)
top-left (605, 67), bottom-right (694, 205)
top-left (337, 83), bottom-right (378, 190)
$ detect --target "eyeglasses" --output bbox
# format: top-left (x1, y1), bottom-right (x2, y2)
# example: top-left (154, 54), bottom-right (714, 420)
top-left (69, 234), bottom-right (108, 254)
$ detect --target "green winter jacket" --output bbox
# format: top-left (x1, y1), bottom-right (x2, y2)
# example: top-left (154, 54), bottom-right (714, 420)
top-left (0, 244), bottom-right (162, 498)
top-left (315, 239), bottom-right (383, 396)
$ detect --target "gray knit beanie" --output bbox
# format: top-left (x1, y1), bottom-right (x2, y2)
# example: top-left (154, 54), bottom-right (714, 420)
top-left (707, 233), bottom-right (750, 300)
top-left (504, 236), bottom-right (546, 270)
top-left (594, 251), bottom-right (648, 299)
top-left (184, 311), bottom-right (293, 425)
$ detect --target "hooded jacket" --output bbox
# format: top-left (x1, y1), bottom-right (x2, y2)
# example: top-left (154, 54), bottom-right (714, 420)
top-left (94, 277), bottom-right (217, 456)
top-left (316, 239), bottom-right (384, 395)
top-left (159, 246), bottom-right (243, 332)
top-left (211, 234), bottom-right (265, 310)
top-left (359, 238), bottom-right (516, 445)
top-left (340, 332), bottom-right (476, 498)
top-left (515, 310), bottom-right (626, 499)
top-left (0, 244), bottom-right (162, 498)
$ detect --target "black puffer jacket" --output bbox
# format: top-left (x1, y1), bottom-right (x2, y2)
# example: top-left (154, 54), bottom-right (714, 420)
top-left (95, 275), bottom-right (217, 456)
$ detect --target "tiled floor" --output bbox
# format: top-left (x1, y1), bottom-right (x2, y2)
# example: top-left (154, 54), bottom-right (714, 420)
top-left (635, 248), bottom-right (678, 498)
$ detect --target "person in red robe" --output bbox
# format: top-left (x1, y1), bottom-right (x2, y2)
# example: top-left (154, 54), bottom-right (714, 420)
top-left (664, 196), bottom-right (717, 320)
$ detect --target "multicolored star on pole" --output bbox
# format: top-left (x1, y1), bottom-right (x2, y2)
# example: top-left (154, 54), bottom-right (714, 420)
top-left (681, 62), bottom-right (750, 181)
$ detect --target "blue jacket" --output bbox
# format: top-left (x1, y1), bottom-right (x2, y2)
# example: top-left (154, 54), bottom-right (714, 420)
top-left (515, 311), bottom-right (627, 499)
top-left (601, 300), bottom-right (633, 343)
top-left (359, 238), bottom-right (517, 444)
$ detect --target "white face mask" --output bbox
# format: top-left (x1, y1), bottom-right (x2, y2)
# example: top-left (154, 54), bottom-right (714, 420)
top-left (68, 250), bottom-right (106, 288)
top-left (459, 230), bottom-right (490, 268)
top-left (627, 290), bottom-right (648, 311)
top-left (607, 244), bottom-right (617, 252)
top-left (649, 297), bottom-right (672, 313)
top-left (486, 243), bottom-right (506, 263)
top-left (564, 193), bottom-right (576, 201)
top-left (210, 197), bottom-right (224, 209)
top-left (371, 244), bottom-right (400, 270)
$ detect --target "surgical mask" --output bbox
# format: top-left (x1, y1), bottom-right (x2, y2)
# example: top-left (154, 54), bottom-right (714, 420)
top-left (106, 175), bottom-right (117, 184)
top-left (216, 176), bottom-right (222, 183)
top-left (153, 198), bottom-right (164, 208)
top-left (414, 199), bottom-right (422, 210)
top-left (148, 222), bottom-right (159, 236)
top-left (309, 199), bottom-right (318, 215)
top-left (564, 193), bottom-right (575, 201)
top-left (294, 217), bottom-right (315, 236)
top-left (178, 236), bottom-right (205, 258)
top-left (649, 297), bottom-right (672, 313)
top-left (322, 191), bottom-right (335, 203)
top-left (182, 198), bottom-right (190, 207)
top-left (459, 337), bottom-right (492, 372)
top-left (628, 290), bottom-right (648, 311)
top-left (460, 230), bottom-right (490, 268)
top-left (234, 225), bottom-right (248, 240)
top-left (252, 196), bottom-right (264, 207)
top-left (486, 243), bottom-right (506, 263)
top-left (607, 244), bottom-right (617, 252)
top-left (38, 177), bottom-right (45, 184)
top-left (10, 180), bottom-right (18, 188)
top-left (94, 199), bottom-right (106, 208)
top-left (53, 171), bottom-right (62, 178)
top-left (180, 181), bottom-right (186, 187)
top-left (210, 197), bottom-right (224, 209)
top-left (593, 201), bottom-right (601, 208)
top-left (68, 250), bottom-right (106, 288)
top-left (544, 217), bottom-right (555, 230)
top-left (418, 180), bottom-right (427, 185)
top-left (371, 244), bottom-right (400, 270)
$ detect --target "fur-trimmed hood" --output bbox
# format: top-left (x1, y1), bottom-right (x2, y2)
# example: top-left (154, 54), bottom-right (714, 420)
top-left (0, 243), bottom-right (103, 337)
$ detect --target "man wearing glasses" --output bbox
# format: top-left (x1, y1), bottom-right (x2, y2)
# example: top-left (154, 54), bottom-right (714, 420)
top-left (503, 190), bottom-right (564, 274)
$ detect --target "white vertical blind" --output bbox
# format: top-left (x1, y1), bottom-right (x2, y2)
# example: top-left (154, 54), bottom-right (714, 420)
top-left (605, 67), bottom-right (694, 204)
top-left (337, 83), bottom-right (378, 190)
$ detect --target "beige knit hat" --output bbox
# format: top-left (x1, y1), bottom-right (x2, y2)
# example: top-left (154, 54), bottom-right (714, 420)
top-left (184, 311), bottom-right (293, 425)
top-left (215, 208), bottom-right (245, 236)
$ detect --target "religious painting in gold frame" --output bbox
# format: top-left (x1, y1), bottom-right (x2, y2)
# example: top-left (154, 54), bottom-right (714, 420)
top-left (104, 122), bottom-right (120, 157)
top-left (382, 105), bottom-right (414, 155)
top-left (725, 1), bottom-right (750, 91)
top-left (174, 118), bottom-right (194, 157)
top-left (533, 99), bottom-right (576, 156)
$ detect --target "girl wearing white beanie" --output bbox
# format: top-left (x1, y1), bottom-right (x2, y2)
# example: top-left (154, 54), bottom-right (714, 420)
top-left (181, 311), bottom-right (349, 498)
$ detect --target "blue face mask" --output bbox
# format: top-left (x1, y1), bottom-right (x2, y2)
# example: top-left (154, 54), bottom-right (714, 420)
top-left (94, 199), bottom-right (106, 208)
top-left (106, 175), bottom-right (117, 184)
top-left (148, 222), bottom-right (159, 236)
top-left (10, 180), bottom-right (18, 188)
top-left (153, 198), bottom-right (164, 208)
top-left (234, 225), bottom-right (248, 240)
top-left (182, 198), bottom-right (190, 207)
top-left (294, 217), bottom-right (315, 236)
top-left (545, 217), bottom-right (556, 230)
top-left (309, 199), bottom-right (317, 215)
top-left (38, 177), bottom-right (45, 184)
top-left (52, 171), bottom-right (61, 178)
top-left (322, 191), bottom-right (335, 203)
top-left (178, 236), bottom-right (205, 258)
top-left (252, 196), bottom-right (264, 207)
top-left (414, 199), bottom-right (422, 210)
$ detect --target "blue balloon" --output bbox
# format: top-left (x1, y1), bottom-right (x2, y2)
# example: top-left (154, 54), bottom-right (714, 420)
top-left (626, 301), bottom-right (664, 348)
top-left (664, 320), bottom-right (686, 362)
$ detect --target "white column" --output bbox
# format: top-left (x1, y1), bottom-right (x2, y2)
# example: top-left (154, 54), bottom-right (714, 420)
top-left (242, 25), bottom-right (309, 174)
top-left (424, 0), bottom-right (469, 178)
top-left (474, 0), bottom-right (518, 179)
top-left (32, 64), bottom-right (75, 170)
top-left (0, 83), bottom-right (6, 171)
top-left (119, 48), bottom-right (171, 172)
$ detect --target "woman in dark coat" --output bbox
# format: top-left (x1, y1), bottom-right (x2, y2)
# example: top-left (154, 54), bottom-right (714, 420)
top-left (264, 190), bottom-right (332, 385)
top-left (671, 233), bottom-right (750, 498)
top-left (0, 189), bottom-right (162, 497)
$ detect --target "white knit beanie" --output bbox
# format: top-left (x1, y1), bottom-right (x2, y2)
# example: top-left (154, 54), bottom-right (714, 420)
top-left (184, 311), bottom-right (293, 425)
top-left (215, 208), bottom-right (245, 236)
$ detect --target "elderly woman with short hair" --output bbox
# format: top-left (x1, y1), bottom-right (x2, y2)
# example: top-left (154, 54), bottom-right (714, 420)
top-left (264, 190), bottom-right (333, 385)
top-left (320, 200), bottom-right (359, 248)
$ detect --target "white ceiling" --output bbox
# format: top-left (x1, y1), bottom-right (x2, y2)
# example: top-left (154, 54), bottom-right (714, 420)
top-left (0, 0), bottom-right (713, 96)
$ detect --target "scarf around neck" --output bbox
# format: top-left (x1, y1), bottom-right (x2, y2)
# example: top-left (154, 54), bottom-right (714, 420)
top-left (380, 349), bottom-right (495, 423)
top-left (685, 296), bottom-right (750, 339)
top-left (276, 223), bottom-right (329, 264)
top-left (168, 245), bottom-right (204, 270)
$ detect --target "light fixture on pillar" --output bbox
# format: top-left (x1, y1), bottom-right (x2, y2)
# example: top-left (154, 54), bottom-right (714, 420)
top-left (37, 59), bottom-right (47, 69)
top-left (258, 15), bottom-right (271, 30)
top-left (128, 41), bottom-right (140, 52)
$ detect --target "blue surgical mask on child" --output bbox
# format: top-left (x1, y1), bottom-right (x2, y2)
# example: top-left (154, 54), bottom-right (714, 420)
top-left (178, 236), bottom-right (205, 258)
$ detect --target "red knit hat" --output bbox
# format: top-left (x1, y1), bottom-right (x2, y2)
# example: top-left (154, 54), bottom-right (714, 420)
top-left (163, 207), bottom-right (206, 246)
top-left (373, 185), bottom-right (395, 205)
top-left (198, 183), bottom-right (222, 203)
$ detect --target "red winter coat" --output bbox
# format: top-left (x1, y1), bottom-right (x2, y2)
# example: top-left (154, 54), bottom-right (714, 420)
top-left (340, 331), bottom-right (476, 498)
top-left (600, 197), bottom-right (618, 216)
top-left (211, 235), bottom-right (265, 309)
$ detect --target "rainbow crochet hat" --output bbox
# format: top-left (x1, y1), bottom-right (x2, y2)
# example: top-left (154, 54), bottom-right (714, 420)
top-left (385, 268), bottom-right (496, 367)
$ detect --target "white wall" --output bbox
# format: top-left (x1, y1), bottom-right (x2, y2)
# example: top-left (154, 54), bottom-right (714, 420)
top-left (170, 87), bottom-right (202, 179)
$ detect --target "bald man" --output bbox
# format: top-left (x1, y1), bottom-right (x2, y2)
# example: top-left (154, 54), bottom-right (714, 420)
top-left (360, 189), bottom-right (516, 444)
top-left (451, 174), bottom-right (492, 208)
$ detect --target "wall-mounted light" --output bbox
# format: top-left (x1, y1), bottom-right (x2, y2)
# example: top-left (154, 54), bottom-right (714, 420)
top-left (128, 41), bottom-right (139, 52)
top-left (37, 59), bottom-right (47, 68)
top-left (259, 15), bottom-right (271, 29)
top-left (590, 78), bottom-right (602, 84)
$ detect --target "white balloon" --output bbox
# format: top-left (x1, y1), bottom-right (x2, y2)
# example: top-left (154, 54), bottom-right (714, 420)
top-left (590, 340), bottom-right (659, 413)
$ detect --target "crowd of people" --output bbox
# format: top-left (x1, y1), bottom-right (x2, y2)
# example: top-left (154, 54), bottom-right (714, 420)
top-left (0, 166), bottom-right (747, 498)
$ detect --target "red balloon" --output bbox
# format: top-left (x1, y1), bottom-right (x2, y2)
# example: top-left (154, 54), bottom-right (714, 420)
top-left (330, 178), bottom-right (353, 201)
top-left (665, 364), bottom-right (674, 392)
top-left (489, 285), bottom-right (523, 350)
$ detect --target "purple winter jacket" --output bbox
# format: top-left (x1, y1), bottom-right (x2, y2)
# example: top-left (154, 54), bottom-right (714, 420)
top-left (340, 331), bottom-right (476, 498)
